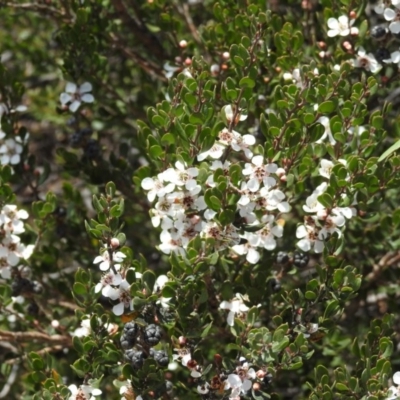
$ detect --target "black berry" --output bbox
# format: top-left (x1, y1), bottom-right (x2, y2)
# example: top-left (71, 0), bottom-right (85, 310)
top-left (263, 373), bottom-right (273, 385)
top-left (276, 251), bottom-right (289, 264)
top-left (370, 25), bottom-right (388, 40)
top-left (293, 251), bottom-right (309, 268)
top-left (120, 322), bottom-right (139, 349)
top-left (83, 139), bottom-right (101, 159)
top-left (70, 131), bottom-right (84, 148)
top-left (270, 278), bottom-right (281, 292)
top-left (11, 277), bottom-right (34, 296)
top-left (151, 349), bottom-right (169, 367)
top-left (80, 127), bottom-right (93, 136)
top-left (143, 324), bottom-right (162, 346)
top-left (375, 48), bottom-right (390, 63)
top-left (27, 301), bottom-right (39, 316)
top-left (124, 349), bottom-right (146, 370)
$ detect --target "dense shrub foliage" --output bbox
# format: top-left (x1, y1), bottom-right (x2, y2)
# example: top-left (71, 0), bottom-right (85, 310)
top-left (1, 0), bottom-right (400, 399)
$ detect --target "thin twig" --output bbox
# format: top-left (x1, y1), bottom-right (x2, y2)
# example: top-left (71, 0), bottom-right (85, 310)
top-left (108, 32), bottom-right (167, 81)
top-left (0, 329), bottom-right (72, 346)
top-left (2, 2), bottom-right (69, 21)
top-left (4, 345), bottom-right (65, 365)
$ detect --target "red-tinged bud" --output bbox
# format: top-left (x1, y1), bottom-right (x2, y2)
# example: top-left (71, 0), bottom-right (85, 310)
top-left (349, 10), bottom-right (357, 19)
top-left (256, 369), bottom-right (266, 379)
top-left (342, 41), bottom-right (353, 51)
top-left (214, 354), bottom-right (222, 366)
top-left (179, 40), bottom-right (188, 48)
top-left (110, 237), bottom-right (120, 248)
top-left (184, 57), bottom-right (192, 66)
top-left (179, 336), bottom-right (187, 346)
top-left (253, 383), bottom-right (261, 391)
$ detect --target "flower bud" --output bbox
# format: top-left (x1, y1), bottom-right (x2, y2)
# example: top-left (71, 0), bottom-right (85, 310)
top-left (222, 51), bottom-right (230, 59)
top-left (179, 336), bottom-right (187, 346)
top-left (179, 40), bottom-right (188, 48)
top-left (51, 320), bottom-right (60, 328)
top-left (210, 64), bottom-right (220, 76)
top-left (110, 237), bottom-right (120, 248)
top-left (256, 369), bottom-right (266, 379)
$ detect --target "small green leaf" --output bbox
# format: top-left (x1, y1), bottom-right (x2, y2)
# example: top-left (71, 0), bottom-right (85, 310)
top-left (73, 282), bottom-right (87, 295)
top-left (239, 76), bottom-right (255, 88)
top-left (318, 101), bottom-right (335, 113)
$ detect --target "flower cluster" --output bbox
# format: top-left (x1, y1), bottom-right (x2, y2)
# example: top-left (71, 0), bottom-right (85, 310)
top-left (296, 159), bottom-right (356, 253)
top-left (68, 383), bottom-right (102, 400)
top-left (142, 106), bottom-right (290, 264)
top-left (0, 103), bottom-right (28, 169)
top-left (176, 353), bottom-right (262, 399)
top-left (92, 241), bottom-right (134, 316)
top-left (0, 205), bottom-right (34, 280)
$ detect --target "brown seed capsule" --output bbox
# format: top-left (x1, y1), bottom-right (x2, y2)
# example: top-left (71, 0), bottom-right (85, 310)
top-left (214, 353), bottom-right (222, 366)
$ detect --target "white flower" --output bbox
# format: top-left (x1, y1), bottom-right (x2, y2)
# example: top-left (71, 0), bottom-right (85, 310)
top-left (105, 279), bottom-right (134, 316)
top-left (319, 211), bottom-right (345, 239)
top-left (387, 371), bottom-right (400, 399)
top-left (197, 382), bottom-right (210, 394)
top-left (197, 142), bottom-right (225, 161)
top-left (94, 270), bottom-right (122, 294)
top-left (242, 155), bottom-right (277, 192)
top-left (319, 159), bottom-right (334, 178)
top-left (219, 293), bottom-right (250, 326)
top-left (226, 372), bottom-right (253, 396)
top-left (383, 50), bottom-right (400, 65)
top-left (232, 234), bottom-right (261, 264)
top-left (383, 2), bottom-right (400, 34)
top-left (327, 15), bottom-right (359, 37)
top-left (68, 384), bottom-right (102, 400)
top-left (71, 318), bottom-right (92, 338)
top-left (159, 230), bottom-right (186, 256)
top-left (0, 137), bottom-right (24, 165)
top-left (119, 380), bottom-right (136, 400)
top-left (352, 47), bottom-right (382, 73)
top-left (296, 223), bottom-right (324, 253)
top-left (141, 172), bottom-right (176, 202)
top-left (60, 82), bottom-right (94, 112)
top-left (163, 161), bottom-right (199, 190)
top-left (231, 131), bottom-right (255, 159)
top-left (316, 116), bottom-right (336, 145)
top-left (224, 105), bottom-right (248, 124)
top-left (163, 62), bottom-right (192, 79)
top-left (93, 249), bottom-right (126, 271)
top-left (153, 274), bottom-right (172, 309)
top-left (0, 205), bottom-right (29, 234)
